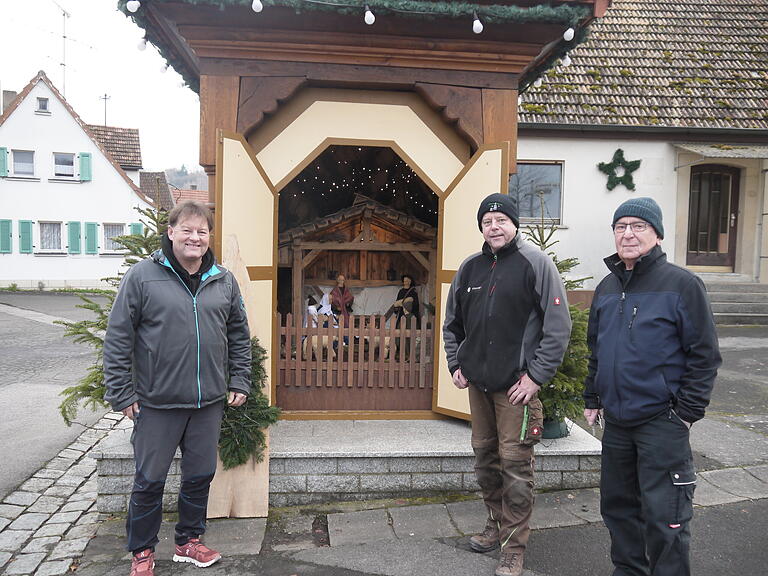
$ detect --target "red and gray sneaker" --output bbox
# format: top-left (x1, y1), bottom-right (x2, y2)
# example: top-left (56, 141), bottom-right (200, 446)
top-left (172, 538), bottom-right (222, 567)
top-left (130, 549), bottom-right (155, 576)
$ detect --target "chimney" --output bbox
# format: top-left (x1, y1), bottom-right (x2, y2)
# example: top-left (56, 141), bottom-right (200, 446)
top-left (2, 90), bottom-right (18, 113)
top-left (190, 184), bottom-right (197, 190)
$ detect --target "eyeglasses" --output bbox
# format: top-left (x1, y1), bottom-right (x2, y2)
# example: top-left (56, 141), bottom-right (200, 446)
top-left (613, 222), bottom-right (649, 234)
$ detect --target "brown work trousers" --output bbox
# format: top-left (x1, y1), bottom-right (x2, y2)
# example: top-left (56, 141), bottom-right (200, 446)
top-left (469, 385), bottom-right (543, 551)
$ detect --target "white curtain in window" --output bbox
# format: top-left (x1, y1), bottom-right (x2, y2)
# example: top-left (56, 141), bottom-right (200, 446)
top-left (13, 150), bottom-right (34, 175)
top-left (54, 153), bottom-right (75, 176)
top-left (104, 223), bottom-right (125, 251)
top-left (40, 222), bottom-right (61, 250)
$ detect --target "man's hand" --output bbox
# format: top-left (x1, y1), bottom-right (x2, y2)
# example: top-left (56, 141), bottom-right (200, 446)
top-left (228, 391), bottom-right (247, 407)
top-left (507, 373), bottom-right (540, 405)
top-left (584, 408), bottom-right (603, 426)
top-left (452, 367), bottom-right (469, 389)
top-left (122, 402), bottom-right (140, 420)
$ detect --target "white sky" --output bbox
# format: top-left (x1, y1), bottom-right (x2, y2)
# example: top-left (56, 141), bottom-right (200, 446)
top-left (0, 0), bottom-right (201, 171)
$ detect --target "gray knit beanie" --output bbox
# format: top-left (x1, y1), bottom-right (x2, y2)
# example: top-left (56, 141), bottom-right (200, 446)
top-left (477, 193), bottom-right (519, 230)
top-left (612, 197), bottom-right (664, 239)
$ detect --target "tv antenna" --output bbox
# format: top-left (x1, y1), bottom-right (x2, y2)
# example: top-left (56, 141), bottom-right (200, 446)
top-left (100, 93), bottom-right (111, 126)
top-left (51, 1), bottom-right (71, 96)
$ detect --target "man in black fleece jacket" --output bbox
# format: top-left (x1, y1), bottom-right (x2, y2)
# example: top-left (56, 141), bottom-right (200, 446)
top-left (443, 193), bottom-right (571, 576)
top-left (584, 197), bottom-right (721, 576)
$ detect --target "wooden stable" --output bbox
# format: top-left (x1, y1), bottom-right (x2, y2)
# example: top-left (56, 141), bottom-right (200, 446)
top-left (279, 194), bottom-right (436, 318)
top-left (130, 0), bottom-right (609, 423)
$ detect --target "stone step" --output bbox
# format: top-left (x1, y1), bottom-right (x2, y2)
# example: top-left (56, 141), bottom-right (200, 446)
top-left (92, 419), bottom-right (602, 512)
top-left (707, 292), bottom-right (768, 304)
top-left (711, 302), bottom-right (768, 314)
top-left (714, 313), bottom-right (768, 326)
top-left (706, 283), bottom-right (768, 293)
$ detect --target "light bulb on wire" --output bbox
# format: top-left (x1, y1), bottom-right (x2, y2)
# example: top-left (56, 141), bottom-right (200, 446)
top-left (533, 78), bottom-right (542, 88)
top-left (472, 11), bottom-right (483, 34)
top-left (160, 62), bottom-right (169, 73)
top-left (137, 37), bottom-right (147, 51)
top-left (561, 54), bottom-right (572, 67)
top-left (126, 0), bottom-right (141, 13)
top-left (251, 0), bottom-right (263, 13)
top-left (563, 27), bottom-right (575, 41)
top-left (364, 5), bottom-right (375, 25)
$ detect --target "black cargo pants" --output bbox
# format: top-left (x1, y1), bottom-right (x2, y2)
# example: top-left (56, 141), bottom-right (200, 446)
top-left (600, 408), bottom-right (696, 576)
top-left (127, 402), bottom-right (224, 553)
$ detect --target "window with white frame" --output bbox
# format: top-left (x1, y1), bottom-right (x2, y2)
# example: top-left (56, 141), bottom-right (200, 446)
top-left (12, 150), bottom-right (35, 176)
top-left (508, 162), bottom-right (563, 224)
top-left (54, 153), bottom-right (75, 177)
top-left (39, 221), bottom-right (63, 251)
top-left (103, 223), bottom-right (125, 251)
top-left (36, 97), bottom-right (49, 112)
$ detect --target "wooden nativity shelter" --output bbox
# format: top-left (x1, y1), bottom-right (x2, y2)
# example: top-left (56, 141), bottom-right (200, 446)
top-left (121, 0), bottom-right (609, 422)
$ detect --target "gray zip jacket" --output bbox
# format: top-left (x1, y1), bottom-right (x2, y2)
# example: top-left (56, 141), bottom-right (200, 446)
top-left (103, 249), bottom-right (252, 411)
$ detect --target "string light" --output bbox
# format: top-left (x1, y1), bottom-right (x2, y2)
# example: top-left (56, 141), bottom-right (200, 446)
top-left (364, 4), bottom-right (375, 25)
top-left (533, 78), bottom-right (542, 88)
top-left (561, 53), bottom-right (572, 67)
top-left (563, 27), bottom-right (575, 41)
top-left (472, 11), bottom-right (483, 34)
top-left (137, 37), bottom-right (147, 51)
top-left (251, 0), bottom-right (263, 13)
top-left (160, 62), bottom-right (169, 73)
top-left (126, 0), bottom-right (141, 13)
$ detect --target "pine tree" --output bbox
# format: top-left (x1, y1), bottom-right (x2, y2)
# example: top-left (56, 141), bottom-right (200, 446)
top-left (524, 193), bottom-right (591, 421)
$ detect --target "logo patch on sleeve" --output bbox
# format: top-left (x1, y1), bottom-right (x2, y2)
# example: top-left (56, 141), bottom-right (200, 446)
top-left (553, 297), bottom-right (561, 306)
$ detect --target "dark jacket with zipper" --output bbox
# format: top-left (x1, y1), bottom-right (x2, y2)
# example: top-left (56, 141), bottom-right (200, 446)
top-left (443, 234), bottom-right (572, 392)
top-left (103, 243), bottom-right (251, 412)
top-left (583, 245), bottom-right (721, 426)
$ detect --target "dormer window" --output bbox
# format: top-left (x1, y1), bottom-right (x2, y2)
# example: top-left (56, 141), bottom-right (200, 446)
top-left (36, 97), bottom-right (50, 114)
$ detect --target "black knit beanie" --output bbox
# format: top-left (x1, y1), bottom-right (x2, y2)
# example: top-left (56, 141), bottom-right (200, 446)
top-left (612, 197), bottom-right (664, 239)
top-left (477, 193), bottom-right (519, 230)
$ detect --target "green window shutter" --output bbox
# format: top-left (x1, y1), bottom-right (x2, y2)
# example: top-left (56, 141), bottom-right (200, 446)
top-left (85, 222), bottom-right (98, 254)
top-left (0, 220), bottom-right (11, 253)
top-left (130, 222), bottom-right (144, 236)
top-left (0, 147), bottom-right (7, 177)
top-left (67, 221), bottom-right (81, 254)
top-left (79, 152), bottom-right (92, 181)
top-left (19, 221), bottom-right (33, 253)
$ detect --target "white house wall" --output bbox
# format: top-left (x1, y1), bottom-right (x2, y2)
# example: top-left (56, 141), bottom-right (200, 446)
top-left (517, 137), bottom-right (678, 290)
top-left (0, 82), bottom-right (152, 288)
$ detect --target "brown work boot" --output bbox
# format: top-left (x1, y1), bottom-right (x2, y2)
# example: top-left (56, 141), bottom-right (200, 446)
top-left (469, 517), bottom-right (500, 552)
top-left (495, 546), bottom-right (525, 576)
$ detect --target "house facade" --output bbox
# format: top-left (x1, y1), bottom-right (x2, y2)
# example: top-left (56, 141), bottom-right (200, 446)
top-left (516, 0), bottom-right (768, 289)
top-left (0, 71), bottom-right (154, 288)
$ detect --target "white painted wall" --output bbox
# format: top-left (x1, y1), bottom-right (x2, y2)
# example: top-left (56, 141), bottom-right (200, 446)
top-left (0, 81), bottom-right (153, 288)
top-left (518, 136), bottom-right (680, 290)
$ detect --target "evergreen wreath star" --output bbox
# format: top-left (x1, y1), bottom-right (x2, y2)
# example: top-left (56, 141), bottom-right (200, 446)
top-left (597, 149), bottom-right (641, 191)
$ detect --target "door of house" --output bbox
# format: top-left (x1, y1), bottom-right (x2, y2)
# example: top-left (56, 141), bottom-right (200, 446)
top-left (686, 165), bottom-right (740, 268)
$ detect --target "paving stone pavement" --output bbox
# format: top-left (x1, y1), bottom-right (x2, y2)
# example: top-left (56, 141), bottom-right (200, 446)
top-left (0, 413), bottom-right (122, 575)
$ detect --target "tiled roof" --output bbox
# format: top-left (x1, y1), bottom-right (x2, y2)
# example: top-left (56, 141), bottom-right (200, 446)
top-left (140, 172), bottom-right (175, 210)
top-left (519, 0), bottom-right (768, 132)
top-left (175, 188), bottom-right (210, 204)
top-left (87, 125), bottom-right (143, 169)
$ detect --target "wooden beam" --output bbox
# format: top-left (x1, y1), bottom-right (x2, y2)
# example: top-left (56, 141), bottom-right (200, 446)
top-left (200, 75), bottom-right (239, 168)
top-left (297, 241), bottom-right (432, 252)
top-left (360, 250), bottom-right (368, 281)
top-left (408, 251), bottom-right (430, 271)
top-left (481, 88), bottom-right (518, 174)
top-left (301, 248), bottom-right (324, 269)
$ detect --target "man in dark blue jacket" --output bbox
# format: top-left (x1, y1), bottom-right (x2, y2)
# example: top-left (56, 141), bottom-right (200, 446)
top-left (584, 197), bottom-right (721, 576)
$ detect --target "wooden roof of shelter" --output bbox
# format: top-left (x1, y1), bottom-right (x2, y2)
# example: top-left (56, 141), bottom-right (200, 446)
top-left (279, 194), bottom-right (435, 248)
top-left (519, 0), bottom-right (768, 134)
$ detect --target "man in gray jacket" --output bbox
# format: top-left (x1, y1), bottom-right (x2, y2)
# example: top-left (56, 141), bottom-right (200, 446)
top-left (104, 201), bottom-right (251, 576)
top-left (443, 193), bottom-right (571, 576)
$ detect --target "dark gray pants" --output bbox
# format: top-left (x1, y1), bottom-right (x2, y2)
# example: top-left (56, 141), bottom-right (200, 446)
top-left (601, 409), bottom-right (696, 576)
top-left (127, 402), bottom-right (224, 553)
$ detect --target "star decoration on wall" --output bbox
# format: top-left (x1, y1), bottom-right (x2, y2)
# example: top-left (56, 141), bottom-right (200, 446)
top-left (597, 149), bottom-right (641, 191)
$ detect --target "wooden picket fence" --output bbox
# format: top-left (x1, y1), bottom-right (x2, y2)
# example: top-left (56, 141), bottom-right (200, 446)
top-left (277, 313), bottom-right (434, 393)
